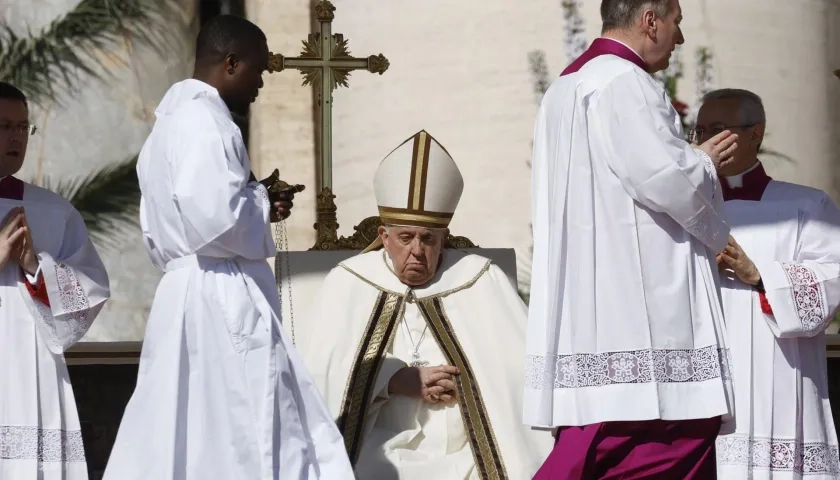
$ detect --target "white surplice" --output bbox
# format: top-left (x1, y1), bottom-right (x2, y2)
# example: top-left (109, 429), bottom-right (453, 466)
top-left (716, 179), bottom-right (840, 479)
top-left (103, 79), bottom-right (353, 480)
top-left (296, 250), bottom-right (553, 480)
top-left (525, 54), bottom-right (734, 428)
top-left (0, 181), bottom-right (110, 479)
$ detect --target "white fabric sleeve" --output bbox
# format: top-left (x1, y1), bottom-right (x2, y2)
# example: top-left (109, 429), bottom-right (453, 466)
top-left (18, 208), bottom-right (110, 353)
top-left (171, 127), bottom-right (276, 260)
top-left (758, 195), bottom-right (840, 338)
top-left (593, 71), bottom-right (729, 252)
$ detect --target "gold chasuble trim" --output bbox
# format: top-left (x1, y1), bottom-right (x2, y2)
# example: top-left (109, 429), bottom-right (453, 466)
top-left (418, 298), bottom-right (508, 480)
top-left (336, 291), bottom-right (405, 464)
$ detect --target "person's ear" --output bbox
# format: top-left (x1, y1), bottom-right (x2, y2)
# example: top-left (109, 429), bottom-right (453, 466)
top-left (224, 53), bottom-right (239, 75)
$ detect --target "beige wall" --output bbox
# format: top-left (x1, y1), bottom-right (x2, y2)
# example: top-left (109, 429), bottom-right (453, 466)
top-left (247, 0), bottom-right (319, 250)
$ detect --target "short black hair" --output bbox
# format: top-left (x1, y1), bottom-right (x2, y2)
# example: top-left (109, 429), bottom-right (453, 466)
top-left (601, 0), bottom-right (671, 31)
top-left (195, 15), bottom-right (267, 65)
top-left (0, 82), bottom-right (28, 108)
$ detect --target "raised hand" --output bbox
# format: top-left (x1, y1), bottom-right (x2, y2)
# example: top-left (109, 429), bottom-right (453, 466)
top-left (718, 235), bottom-right (760, 286)
top-left (388, 364), bottom-right (461, 405)
top-left (0, 207), bottom-right (27, 269)
top-left (696, 130), bottom-right (739, 170)
top-left (12, 211), bottom-right (38, 275)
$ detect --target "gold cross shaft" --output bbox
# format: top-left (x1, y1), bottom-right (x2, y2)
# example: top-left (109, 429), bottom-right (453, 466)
top-left (267, 0), bottom-right (389, 193)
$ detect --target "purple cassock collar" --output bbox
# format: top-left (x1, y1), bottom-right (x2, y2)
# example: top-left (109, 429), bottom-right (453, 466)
top-left (722, 162), bottom-right (772, 202)
top-left (0, 176), bottom-right (24, 201)
top-left (561, 38), bottom-right (650, 76)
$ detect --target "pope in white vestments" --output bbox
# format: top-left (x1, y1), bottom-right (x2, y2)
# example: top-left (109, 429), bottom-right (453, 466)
top-left (0, 82), bottom-right (110, 479)
top-left (693, 88), bottom-right (840, 479)
top-left (104, 15), bottom-right (353, 480)
top-left (526, 1), bottom-right (743, 477)
top-left (295, 130), bottom-right (552, 479)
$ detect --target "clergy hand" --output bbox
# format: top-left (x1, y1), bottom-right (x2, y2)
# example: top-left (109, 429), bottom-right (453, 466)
top-left (696, 130), bottom-right (739, 170)
top-left (0, 208), bottom-right (27, 269)
top-left (388, 365), bottom-right (460, 405)
top-left (12, 212), bottom-right (38, 275)
top-left (717, 235), bottom-right (760, 286)
top-left (268, 189), bottom-right (295, 223)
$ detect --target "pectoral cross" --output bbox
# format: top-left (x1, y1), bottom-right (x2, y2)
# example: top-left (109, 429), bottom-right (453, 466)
top-left (267, 0), bottom-right (389, 197)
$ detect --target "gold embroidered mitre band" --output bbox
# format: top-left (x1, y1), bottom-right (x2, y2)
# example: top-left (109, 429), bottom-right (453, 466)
top-left (374, 130), bottom-right (464, 229)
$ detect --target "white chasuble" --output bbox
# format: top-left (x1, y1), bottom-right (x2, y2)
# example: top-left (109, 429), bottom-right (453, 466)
top-left (103, 80), bottom-right (353, 480)
top-left (716, 182), bottom-right (840, 479)
top-left (0, 180), bottom-right (110, 479)
top-left (296, 250), bottom-right (553, 479)
top-left (525, 54), bottom-right (734, 429)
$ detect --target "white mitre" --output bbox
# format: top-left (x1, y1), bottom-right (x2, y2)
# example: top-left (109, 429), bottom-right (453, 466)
top-left (363, 130), bottom-right (464, 251)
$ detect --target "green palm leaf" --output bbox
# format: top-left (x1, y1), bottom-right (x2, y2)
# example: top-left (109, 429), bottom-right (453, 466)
top-left (39, 156), bottom-right (140, 249)
top-left (0, 0), bottom-right (172, 105)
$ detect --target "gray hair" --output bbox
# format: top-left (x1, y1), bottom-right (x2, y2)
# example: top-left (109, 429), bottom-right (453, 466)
top-left (702, 88), bottom-right (766, 126)
top-left (601, 0), bottom-right (671, 31)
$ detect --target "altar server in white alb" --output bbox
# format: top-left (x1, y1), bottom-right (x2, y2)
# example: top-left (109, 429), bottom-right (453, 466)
top-left (526, 0), bottom-right (743, 478)
top-left (694, 88), bottom-right (840, 479)
top-left (0, 82), bottom-right (110, 479)
top-left (296, 130), bottom-right (552, 479)
top-left (104, 16), bottom-right (353, 480)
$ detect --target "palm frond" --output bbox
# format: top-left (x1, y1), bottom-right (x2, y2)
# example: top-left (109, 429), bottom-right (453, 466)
top-left (38, 156), bottom-right (140, 249)
top-left (0, 0), bottom-right (173, 105)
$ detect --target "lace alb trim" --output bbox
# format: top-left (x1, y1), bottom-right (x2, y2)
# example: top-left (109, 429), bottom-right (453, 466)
top-left (781, 262), bottom-right (826, 336)
top-left (524, 345), bottom-right (729, 389)
top-left (246, 182), bottom-right (270, 210)
top-left (34, 263), bottom-right (92, 349)
top-left (694, 148), bottom-right (719, 201)
top-left (683, 206), bottom-right (724, 250)
top-left (0, 426), bottom-right (85, 462)
top-left (717, 434), bottom-right (840, 475)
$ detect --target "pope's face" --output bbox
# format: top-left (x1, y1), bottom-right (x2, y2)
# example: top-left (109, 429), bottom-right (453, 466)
top-left (380, 225), bottom-right (447, 287)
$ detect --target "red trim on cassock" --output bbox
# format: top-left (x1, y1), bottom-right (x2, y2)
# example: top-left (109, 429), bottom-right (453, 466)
top-left (758, 291), bottom-right (773, 315)
top-left (24, 270), bottom-right (50, 307)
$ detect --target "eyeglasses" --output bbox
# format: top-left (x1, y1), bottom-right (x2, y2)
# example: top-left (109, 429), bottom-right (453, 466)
top-left (688, 124), bottom-right (754, 143)
top-left (0, 124), bottom-right (37, 136)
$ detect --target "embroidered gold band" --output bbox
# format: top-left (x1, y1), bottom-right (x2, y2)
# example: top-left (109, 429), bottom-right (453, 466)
top-left (336, 291), bottom-right (404, 464)
top-left (378, 206), bottom-right (454, 228)
top-left (418, 298), bottom-right (507, 479)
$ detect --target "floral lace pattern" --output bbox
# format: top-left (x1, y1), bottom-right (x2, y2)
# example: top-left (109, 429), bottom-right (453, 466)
top-left (525, 345), bottom-right (728, 389)
top-left (246, 182), bottom-right (270, 210)
top-left (0, 426), bottom-right (85, 462)
top-left (694, 148), bottom-right (719, 201)
top-left (683, 206), bottom-right (724, 250)
top-left (33, 262), bottom-right (92, 349)
top-left (717, 434), bottom-right (840, 475)
top-left (781, 262), bottom-right (826, 335)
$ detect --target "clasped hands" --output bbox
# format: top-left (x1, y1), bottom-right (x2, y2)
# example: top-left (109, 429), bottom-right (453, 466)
top-left (0, 207), bottom-right (38, 275)
top-left (388, 364), bottom-right (460, 405)
top-left (717, 235), bottom-right (761, 286)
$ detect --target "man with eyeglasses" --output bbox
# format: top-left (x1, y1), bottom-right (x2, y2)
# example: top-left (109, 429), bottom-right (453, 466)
top-left (696, 88), bottom-right (840, 478)
top-left (0, 81), bottom-right (110, 479)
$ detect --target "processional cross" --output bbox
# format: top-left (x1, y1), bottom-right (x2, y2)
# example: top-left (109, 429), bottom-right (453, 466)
top-left (268, 0), bottom-right (389, 250)
top-left (267, 0), bottom-right (389, 343)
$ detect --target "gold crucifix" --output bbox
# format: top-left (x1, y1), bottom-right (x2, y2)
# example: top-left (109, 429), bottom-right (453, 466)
top-left (267, 0), bottom-right (389, 249)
